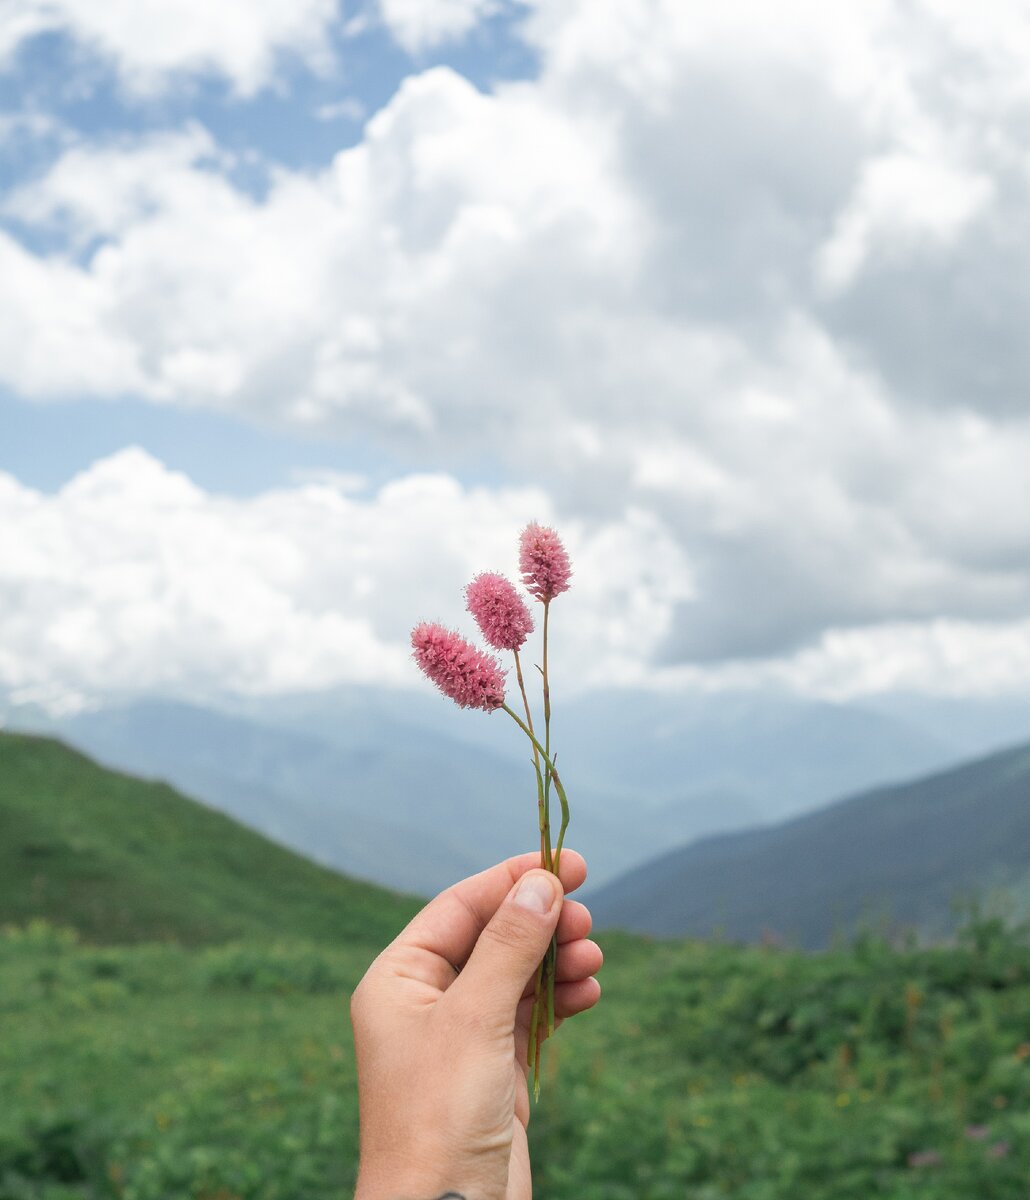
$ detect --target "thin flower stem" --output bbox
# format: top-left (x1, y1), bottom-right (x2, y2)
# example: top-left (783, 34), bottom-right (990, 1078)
top-left (543, 600), bottom-right (551, 752)
top-left (542, 600), bottom-right (552, 857)
top-left (533, 1018), bottom-right (543, 1101)
top-left (501, 705), bottom-right (571, 842)
top-left (539, 599), bottom-right (571, 871)
top-left (533, 762), bottom-right (550, 870)
top-left (540, 600), bottom-right (560, 1044)
top-left (506, 609), bottom-right (569, 1091)
top-left (552, 772), bottom-right (570, 871)
top-left (514, 648), bottom-right (539, 764)
top-left (516, 651), bottom-right (554, 1087)
top-left (528, 958), bottom-right (543, 1093)
top-left (515, 649), bottom-right (551, 873)
top-left (546, 934), bottom-right (556, 1036)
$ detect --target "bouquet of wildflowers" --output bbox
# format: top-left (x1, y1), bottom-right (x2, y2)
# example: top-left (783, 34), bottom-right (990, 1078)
top-left (411, 522), bottom-right (572, 1096)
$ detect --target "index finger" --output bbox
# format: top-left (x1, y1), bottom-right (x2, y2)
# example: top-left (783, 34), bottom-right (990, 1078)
top-left (383, 849), bottom-right (587, 989)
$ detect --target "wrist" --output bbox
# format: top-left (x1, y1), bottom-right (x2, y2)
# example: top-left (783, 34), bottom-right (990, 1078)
top-left (356, 1189), bottom-right (467, 1200)
top-left (354, 1153), bottom-right (471, 1200)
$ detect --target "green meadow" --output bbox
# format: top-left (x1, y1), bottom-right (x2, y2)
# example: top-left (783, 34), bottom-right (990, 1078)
top-left (2, 732), bottom-right (1029, 1198)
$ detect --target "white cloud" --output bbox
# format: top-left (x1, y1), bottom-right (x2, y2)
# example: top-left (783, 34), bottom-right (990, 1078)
top-left (817, 153), bottom-right (994, 292)
top-left (0, 451), bottom-right (692, 712)
top-left (0, 68), bottom-right (640, 427)
top-left (4, 1), bottom-right (1030, 688)
top-left (4, 451), bottom-right (1029, 714)
top-left (316, 97), bottom-right (367, 123)
top-left (781, 619), bottom-right (1030, 701)
top-left (378, 0), bottom-right (498, 53)
top-left (3, 125), bottom-right (220, 244)
top-left (0, 231), bottom-right (147, 396)
top-left (0, 0), bottom-right (506, 80)
top-left (0, 0), bottom-right (338, 95)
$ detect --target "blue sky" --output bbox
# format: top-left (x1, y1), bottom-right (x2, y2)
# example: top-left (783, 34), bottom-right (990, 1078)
top-left (0, 0), bottom-right (536, 493)
top-left (0, 4), bottom-right (537, 180)
top-left (2, 0), bottom-right (1030, 712)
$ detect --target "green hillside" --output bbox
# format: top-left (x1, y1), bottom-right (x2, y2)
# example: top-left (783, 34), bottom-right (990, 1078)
top-left (0, 731), bottom-right (419, 947)
top-left (2, 730), bottom-right (1030, 1197)
top-left (591, 737), bottom-right (1030, 946)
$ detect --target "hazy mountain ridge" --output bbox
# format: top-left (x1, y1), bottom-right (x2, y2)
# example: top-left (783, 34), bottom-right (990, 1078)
top-left (5, 697), bottom-right (757, 892)
top-left (591, 737), bottom-right (1030, 947)
top-left (247, 684), bottom-right (955, 815)
top-left (4, 685), bottom-right (1014, 898)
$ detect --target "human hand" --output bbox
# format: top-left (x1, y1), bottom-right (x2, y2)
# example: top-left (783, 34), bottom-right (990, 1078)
top-left (350, 850), bottom-right (602, 1200)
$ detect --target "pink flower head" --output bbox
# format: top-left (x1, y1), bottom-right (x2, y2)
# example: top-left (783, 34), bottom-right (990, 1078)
top-left (519, 522), bottom-right (572, 602)
top-left (465, 572), bottom-right (534, 652)
top-left (411, 622), bottom-right (506, 711)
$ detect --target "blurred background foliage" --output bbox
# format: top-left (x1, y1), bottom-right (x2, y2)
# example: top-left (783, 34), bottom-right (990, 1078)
top-left (3, 918), bottom-right (1030, 1199)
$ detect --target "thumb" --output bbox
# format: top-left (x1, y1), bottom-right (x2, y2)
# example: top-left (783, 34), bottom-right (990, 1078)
top-left (448, 869), bottom-right (562, 1030)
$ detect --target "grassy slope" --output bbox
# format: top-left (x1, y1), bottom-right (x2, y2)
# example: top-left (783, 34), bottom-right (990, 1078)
top-left (592, 738), bottom-right (1030, 946)
top-left (0, 731), bottom-right (419, 947)
top-left (2, 924), bottom-right (1030, 1199)
top-left (2, 732), bottom-right (1030, 1197)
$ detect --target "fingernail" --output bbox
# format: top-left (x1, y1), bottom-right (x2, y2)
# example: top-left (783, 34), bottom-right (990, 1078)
top-left (513, 872), bottom-right (558, 914)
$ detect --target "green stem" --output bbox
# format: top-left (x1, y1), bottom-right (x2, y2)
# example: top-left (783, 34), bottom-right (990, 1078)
top-left (501, 704), bottom-right (571, 863)
top-left (546, 935), bottom-right (556, 1036)
top-left (538, 600), bottom-right (571, 871)
top-left (543, 600), bottom-right (551, 752)
top-left (515, 649), bottom-right (551, 873)
top-left (542, 601), bottom-right (552, 863)
top-left (528, 959), bottom-right (543, 1088)
top-left (552, 772), bottom-right (570, 872)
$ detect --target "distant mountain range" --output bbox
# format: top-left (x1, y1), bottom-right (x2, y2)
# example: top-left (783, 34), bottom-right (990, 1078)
top-left (239, 683), bottom-right (960, 816)
top-left (2, 685), bottom-right (974, 896)
top-left (591, 738), bottom-right (1030, 947)
top-left (5, 720), bottom-right (1030, 957)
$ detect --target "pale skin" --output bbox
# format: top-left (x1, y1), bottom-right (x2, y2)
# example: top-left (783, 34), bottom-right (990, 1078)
top-left (350, 850), bottom-right (603, 1200)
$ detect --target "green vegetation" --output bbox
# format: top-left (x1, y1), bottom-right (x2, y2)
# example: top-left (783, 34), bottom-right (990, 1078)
top-left (3, 921), bottom-right (1030, 1198)
top-left (0, 732), bottom-right (418, 947)
top-left (2, 731), bottom-right (1029, 1198)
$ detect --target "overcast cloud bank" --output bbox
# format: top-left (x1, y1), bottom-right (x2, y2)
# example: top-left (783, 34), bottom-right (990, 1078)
top-left (2, 0), bottom-right (1029, 707)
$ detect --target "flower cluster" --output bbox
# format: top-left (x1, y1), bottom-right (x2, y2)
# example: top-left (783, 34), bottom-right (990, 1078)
top-left (410, 521), bottom-right (573, 1098)
top-left (410, 522), bottom-right (571, 709)
top-left (519, 521), bottom-right (572, 602)
top-left (410, 621), bottom-right (506, 712)
top-left (465, 572), bottom-right (534, 651)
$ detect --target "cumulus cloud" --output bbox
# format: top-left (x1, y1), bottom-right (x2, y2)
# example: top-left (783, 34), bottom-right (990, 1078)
top-left (0, 67), bottom-right (640, 428)
top-left (0, 0), bottom-right (338, 94)
top-left (816, 154), bottom-right (994, 293)
top-left (0, 450), bottom-right (692, 712)
top-left (3, 0), bottom-right (1030, 683)
top-left (378, 0), bottom-right (499, 53)
top-left (3, 452), bottom-right (1028, 714)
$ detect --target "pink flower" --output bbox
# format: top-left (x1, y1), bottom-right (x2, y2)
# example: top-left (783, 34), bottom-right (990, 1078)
top-left (519, 522), bottom-right (572, 602)
top-left (465, 573), bottom-right (534, 652)
top-left (411, 622), bottom-right (506, 711)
